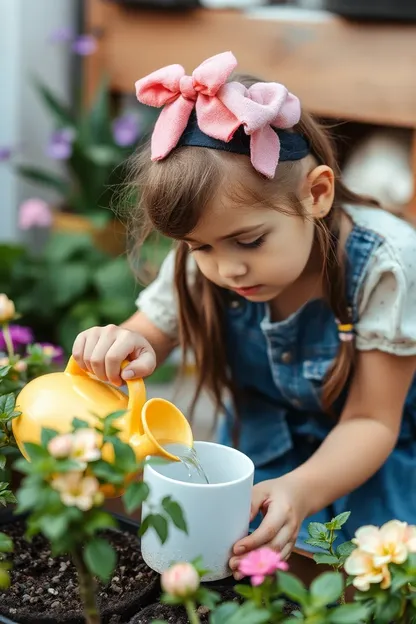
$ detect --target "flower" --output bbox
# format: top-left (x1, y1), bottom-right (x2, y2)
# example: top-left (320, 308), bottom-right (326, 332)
top-left (51, 472), bottom-right (103, 510)
top-left (48, 434), bottom-right (73, 458)
top-left (18, 199), bottom-right (53, 230)
top-left (72, 35), bottom-right (97, 56)
top-left (0, 357), bottom-right (9, 367)
top-left (238, 547), bottom-right (289, 586)
top-left (161, 563), bottom-right (200, 598)
top-left (353, 521), bottom-right (409, 567)
top-left (0, 295), bottom-right (15, 324)
top-left (70, 429), bottom-right (101, 465)
top-left (38, 343), bottom-right (64, 363)
top-left (0, 147), bottom-right (12, 161)
top-left (404, 525), bottom-right (416, 552)
top-left (49, 26), bottom-right (74, 43)
top-left (13, 360), bottom-right (27, 373)
top-left (112, 113), bottom-right (141, 147)
top-left (46, 128), bottom-right (75, 160)
top-left (344, 547), bottom-right (391, 591)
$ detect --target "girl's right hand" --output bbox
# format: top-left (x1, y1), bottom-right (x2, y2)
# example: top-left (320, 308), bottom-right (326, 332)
top-left (72, 324), bottom-right (156, 387)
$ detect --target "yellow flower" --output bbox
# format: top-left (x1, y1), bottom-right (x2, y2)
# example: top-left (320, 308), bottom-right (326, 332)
top-left (51, 472), bottom-right (102, 511)
top-left (344, 548), bottom-right (391, 591)
top-left (404, 525), bottom-right (416, 553)
top-left (0, 295), bottom-right (15, 324)
top-left (353, 521), bottom-right (408, 567)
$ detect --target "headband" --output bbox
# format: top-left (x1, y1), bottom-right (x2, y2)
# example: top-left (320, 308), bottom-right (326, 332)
top-left (135, 51), bottom-right (310, 179)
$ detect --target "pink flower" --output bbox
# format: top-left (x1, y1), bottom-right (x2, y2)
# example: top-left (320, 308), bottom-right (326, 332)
top-left (161, 562), bottom-right (200, 598)
top-left (238, 547), bottom-right (289, 586)
top-left (48, 434), bottom-right (73, 458)
top-left (18, 199), bottom-right (53, 230)
top-left (13, 360), bottom-right (27, 373)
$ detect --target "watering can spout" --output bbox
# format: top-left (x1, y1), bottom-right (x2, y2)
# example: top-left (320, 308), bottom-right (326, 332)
top-left (12, 356), bottom-right (193, 469)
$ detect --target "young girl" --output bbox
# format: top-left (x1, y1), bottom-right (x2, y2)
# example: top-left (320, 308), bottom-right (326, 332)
top-left (72, 52), bottom-right (416, 575)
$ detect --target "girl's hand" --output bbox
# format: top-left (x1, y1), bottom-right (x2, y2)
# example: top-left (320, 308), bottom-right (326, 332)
top-left (229, 474), bottom-right (308, 579)
top-left (72, 324), bottom-right (156, 386)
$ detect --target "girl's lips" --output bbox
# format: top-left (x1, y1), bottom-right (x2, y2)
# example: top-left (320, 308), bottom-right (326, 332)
top-left (233, 285), bottom-right (262, 296)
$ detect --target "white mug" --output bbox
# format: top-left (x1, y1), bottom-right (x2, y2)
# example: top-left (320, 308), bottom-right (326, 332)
top-left (141, 441), bottom-right (254, 581)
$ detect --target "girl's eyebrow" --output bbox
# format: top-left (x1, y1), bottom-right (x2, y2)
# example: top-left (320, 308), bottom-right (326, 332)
top-left (184, 224), bottom-right (264, 244)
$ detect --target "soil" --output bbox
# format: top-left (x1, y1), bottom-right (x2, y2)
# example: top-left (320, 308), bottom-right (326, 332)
top-left (0, 520), bottom-right (159, 624)
top-left (127, 588), bottom-right (298, 623)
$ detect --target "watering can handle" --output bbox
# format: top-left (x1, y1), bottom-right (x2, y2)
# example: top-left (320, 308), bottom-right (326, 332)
top-left (65, 356), bottom-right (146, 434)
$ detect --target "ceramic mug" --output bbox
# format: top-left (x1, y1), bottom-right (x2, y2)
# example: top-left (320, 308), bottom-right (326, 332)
top-left (141, 441), bottom-right (254, 581)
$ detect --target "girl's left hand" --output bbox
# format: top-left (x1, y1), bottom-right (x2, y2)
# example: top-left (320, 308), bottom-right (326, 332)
top-left (229, 474), bottom-right (308, 579)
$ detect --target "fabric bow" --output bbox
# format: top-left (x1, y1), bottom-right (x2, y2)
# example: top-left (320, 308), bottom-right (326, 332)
top-left (135, 51), bottom-right (302, 178)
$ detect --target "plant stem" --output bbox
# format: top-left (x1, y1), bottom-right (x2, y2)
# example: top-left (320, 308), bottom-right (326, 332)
top-left (72, 547), bottom-right (100, 624)
top-left (185, 600), bottom-right (200, 624)
top-left (1, 325), bottom-right (14, 359)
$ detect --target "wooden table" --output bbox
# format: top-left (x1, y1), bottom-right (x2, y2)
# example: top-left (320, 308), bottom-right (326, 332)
top-left (84, 1), bottom-right (416, 215)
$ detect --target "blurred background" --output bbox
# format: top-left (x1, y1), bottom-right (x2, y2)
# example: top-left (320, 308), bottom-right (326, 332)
top-left (1, 0), bottom-right (415, 440)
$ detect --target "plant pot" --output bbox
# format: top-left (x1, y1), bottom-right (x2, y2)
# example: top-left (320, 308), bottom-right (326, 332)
top-left (53, 212), bottom-right (126, 257)
top-left (0, 511), bottom-right (159, 624)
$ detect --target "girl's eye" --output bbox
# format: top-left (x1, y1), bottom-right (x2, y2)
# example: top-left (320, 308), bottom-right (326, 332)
top-left (189, 245), bottom-right (211, 253)
top-left (237, 235), bottom-right (265, 249)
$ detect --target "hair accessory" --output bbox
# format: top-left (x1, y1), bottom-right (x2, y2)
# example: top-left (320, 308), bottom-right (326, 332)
top-left (135, 51), bottom-right (307, 179)
top-left (336, 322), bottom-right (355, 342)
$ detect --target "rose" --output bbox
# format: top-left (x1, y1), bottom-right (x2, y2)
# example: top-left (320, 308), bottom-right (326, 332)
top-left (161, 562), bottom-right (200, 598)
top-left (0, 295), bottom-right (15, 324)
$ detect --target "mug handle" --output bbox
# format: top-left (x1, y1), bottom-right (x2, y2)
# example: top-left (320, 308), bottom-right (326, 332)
top-left (64, 355), bottom-right (147, 436)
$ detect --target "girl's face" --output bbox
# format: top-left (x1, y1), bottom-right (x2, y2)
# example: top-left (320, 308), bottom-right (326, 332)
top-left (185, 200), bottom-right (316, 303)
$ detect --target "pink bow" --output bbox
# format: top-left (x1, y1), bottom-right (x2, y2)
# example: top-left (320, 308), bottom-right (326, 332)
top-left (135, 51), bottom-right (302, 178)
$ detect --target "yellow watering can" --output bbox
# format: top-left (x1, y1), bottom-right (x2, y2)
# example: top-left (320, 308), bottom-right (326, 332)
top-left (12, 356), bottom-right (193, 481)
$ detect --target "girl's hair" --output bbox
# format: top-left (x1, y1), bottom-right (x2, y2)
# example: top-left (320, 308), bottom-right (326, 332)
top-left (127, 74), bottom-right (379, 416)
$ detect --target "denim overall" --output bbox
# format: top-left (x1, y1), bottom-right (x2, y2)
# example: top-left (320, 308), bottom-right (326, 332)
top-left (218, 221), bottom-right (416, 550)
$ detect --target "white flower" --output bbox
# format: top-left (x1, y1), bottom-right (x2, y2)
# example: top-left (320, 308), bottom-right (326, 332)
top-left (70, 429), bottom-right (101, 465)
top-left (0, 295), bottom-right (15, 323)
top-left (344, 548), bottom-right (391, 591)
top-left (48, 434), bottom-right (73, 458)
top-left (353, 521), bottom-right (408, 567)
top-left (161, 563), bottom-right (200, 598)
top-left (51, 472), bottom-right (103, 511)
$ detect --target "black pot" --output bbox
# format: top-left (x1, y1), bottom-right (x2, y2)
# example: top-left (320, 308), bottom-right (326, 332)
top-left (325, 0), bottom-right (416, 21)
top-left (0, 510), bottom-right (160, 624)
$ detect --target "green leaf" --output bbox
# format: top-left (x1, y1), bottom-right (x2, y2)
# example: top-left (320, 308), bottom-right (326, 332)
top-left (16, 483), bottom-right (43, 512)
top-left (84, 511), bottom-right (116, 536)
top-left (35, 78), bottom-right (74, 127)
top-left (194, 587), bottom-right (220, 610)
top-left (45, 231), bottom-right (93, 263)
top-left (94, 256), bottom-right (137, 300)
top-left (0, 566), bottom-right (11, 589)
top-left (17, 165), bottom-right (70, 195)
top-left (0, 532), bottom-right (13, 553)
top-left (308, 522), bottom-right (329, 540)
top-left (122, 482), bottom-right (149, 514)
top-left (329, 603), bottom-right (372, 624)
top-left (0, 455), bottom-right (6, 471)
top-left (336, 541), bottom-right (355, 558)
top-left (48, 262), bottom-right (91, 307)
top-left (71, 417), bottom-right (90, 430)
top-left (23, 442), bottom-right (49, 462)
top-left (234, 584), bottom-right (255, 599)
top-left (84, 537), bottom-right (117, 583)
top-left (41, 428), bottom-right (58, 447)
top-left (140, 513), bottom-right (168, 544)
top-left (310, 572), bottom-right (344, 607)
top-left (331, 512), bottom-right (351, 530)
top-left (0, 393), bottom-right (16, 417)
top-left (39, 514), bottom-right (69, 541)
top-left (313, 553), bottom-right (340, 566)
top-left (0, 365), bottom-right (11, 378)
top-left (277, 571), bottom-right (308, 605)
top-left (91, 460), bottom-right (124, 485)
top-left (304, 538), bottom-right (331, 550)
top-left (162, 496), bottom-right (187, 533)
top-left (112, 438), bottom-right (137, 473)
top-left (224, 601), bottom-right (270, 624)
top-left (86, 145), bottom-right (121, 166)
top-left (374, 595), bottom-right (402, 624)
top-left (86, 75), bottom-right (113, 144)
top-left (210, 602), bottom-right (240, 624)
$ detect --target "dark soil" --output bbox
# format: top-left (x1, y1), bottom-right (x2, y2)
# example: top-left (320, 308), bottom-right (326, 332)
top-left (0, 520), bottom-right (159, 624)
top-left (127, 587), bottom-right (240, 624)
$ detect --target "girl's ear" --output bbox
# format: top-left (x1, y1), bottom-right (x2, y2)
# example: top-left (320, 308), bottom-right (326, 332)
top-left (302, 165), bottom-right (335, 219)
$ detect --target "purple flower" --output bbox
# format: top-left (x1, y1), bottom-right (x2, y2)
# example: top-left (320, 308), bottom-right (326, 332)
top-left (112, 113), bottom-right (141, 147)
top-left (0, 325), bottom-right (34, 351)
top-left (0, 147), bottom-right (12, 162)
top-left (46, 128), bottom-right (75, 160)
top-left (72, 35), bottom-right (97, 56)
top-left (49, 26), bottom-right (74, 44)
top-left (38, 343), bottom-right (65, 363)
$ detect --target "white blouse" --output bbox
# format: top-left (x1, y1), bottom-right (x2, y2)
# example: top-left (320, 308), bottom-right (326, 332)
top-left (137, 206), bottom-right (416, 356)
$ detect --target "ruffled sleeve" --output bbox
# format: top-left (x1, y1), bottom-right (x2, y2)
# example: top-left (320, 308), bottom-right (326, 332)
top-left (355, 226), bottom-right (416, 355)
top-left (135, 249), bottom-right (196, 339)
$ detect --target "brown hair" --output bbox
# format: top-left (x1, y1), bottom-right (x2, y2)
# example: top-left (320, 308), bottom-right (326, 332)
top-left (127, 74), bottom-right (379, 416)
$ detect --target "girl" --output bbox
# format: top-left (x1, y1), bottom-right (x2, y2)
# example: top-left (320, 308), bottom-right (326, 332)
top-left (72, 52), bottom-right (416, 575)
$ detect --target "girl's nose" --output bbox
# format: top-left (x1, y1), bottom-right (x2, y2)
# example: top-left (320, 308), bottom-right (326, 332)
top-left (217, 259), bottom-right (247, 280)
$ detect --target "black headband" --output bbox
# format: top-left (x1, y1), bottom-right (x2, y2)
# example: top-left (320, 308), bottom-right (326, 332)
top-left (177, 112), bottom-right (310, 163)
